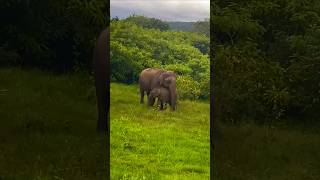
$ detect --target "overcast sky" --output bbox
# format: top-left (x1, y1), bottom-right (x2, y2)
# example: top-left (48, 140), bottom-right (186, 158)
top-left (111, 0), bottom-right (210, 22)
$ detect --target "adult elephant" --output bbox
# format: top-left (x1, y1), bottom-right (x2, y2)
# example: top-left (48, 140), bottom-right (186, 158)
top-left (93, 28), bottom-right (109, 132)
top-left (139, 68), bottom-right (177, 110)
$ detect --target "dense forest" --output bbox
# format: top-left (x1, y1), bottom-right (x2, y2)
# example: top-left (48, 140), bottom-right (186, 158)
top-left (1, 0), bottom-right (108, 72)
top-left (167, 22), bottom-right (193, 32)
top-left (211, 0), bottom-right (320, 123)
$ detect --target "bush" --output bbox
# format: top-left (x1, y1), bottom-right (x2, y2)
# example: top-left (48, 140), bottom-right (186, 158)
top-left (177, 76), bottom-right (201, 100)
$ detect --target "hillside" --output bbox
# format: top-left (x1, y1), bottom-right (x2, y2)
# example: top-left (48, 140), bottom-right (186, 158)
top-left (167, 21), bottom-right (194, 32)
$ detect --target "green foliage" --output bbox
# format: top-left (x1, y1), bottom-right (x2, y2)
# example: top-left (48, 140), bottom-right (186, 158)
top-left (177, 76), bottom-right (201, 100)
top-left (124, 15), bottom-right (170, 31)
top-left (110, 20), bottom-right (210, 99)
top-left (192, 19), bottom-right (210, 37)
top-left (0, 0), bottom-right (108, 72)
top-left (167, 22), bottom-right (194, 32)
top-left (212, 0), bottom-right (320, 122)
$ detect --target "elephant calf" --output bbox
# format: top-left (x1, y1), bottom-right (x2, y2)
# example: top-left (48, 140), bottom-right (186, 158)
top-left (149, 87), bottom-right (171, 110)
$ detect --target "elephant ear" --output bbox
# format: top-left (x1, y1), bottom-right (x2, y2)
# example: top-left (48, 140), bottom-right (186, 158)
top-left (157, 77), bottom-right (162, 85)
top-left (158, 73), bottom-right (165, 86)
top-left (159, 71), bottom-right (176, 86)
top-left (164, 77), bottom-right (172, 85)
top-left (166, 71), bottom-right (176, 77)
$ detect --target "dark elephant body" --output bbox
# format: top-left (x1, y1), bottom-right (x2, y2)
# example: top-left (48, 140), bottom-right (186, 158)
top-left (93, 28), bottom-right (109, 132)
top-left (150, 87), bottom-right (171, 110)
top-left (139, 68), bottom-right (177, 110)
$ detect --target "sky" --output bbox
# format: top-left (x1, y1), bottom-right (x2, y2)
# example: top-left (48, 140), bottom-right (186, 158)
top-left (110, 0), bottom-right (210, 22)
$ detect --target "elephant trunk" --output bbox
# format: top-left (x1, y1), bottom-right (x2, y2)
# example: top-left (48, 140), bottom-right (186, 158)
top-left (169, 86), bottom-right (177, 111)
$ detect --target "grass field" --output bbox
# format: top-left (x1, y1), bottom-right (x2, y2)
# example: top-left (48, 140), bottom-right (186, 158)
top-left (0, 68), bottom-right (107, 179)
top-left (0, 68), bottom-right (210, 179)
top-left (110, 83), bottom-right (210, 179)
top-left (214, 122), bottom-right (320, 180)
top-left (2, 68), bottom-right (319, 180)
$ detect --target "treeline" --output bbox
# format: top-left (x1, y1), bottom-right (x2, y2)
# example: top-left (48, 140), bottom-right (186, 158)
top-left (211, 0), bottom-right (320, 123)
top-left (1, 0), bottom-right (108, 72)
top-left (110, 16), bottom-right (210, 100)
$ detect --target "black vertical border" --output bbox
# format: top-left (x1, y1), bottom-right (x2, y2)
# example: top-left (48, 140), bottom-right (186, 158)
top-left (106, 28), bottom-right (110, 180)
top-left (106, 0), bottom-right (110, 179)
top-left (210, 0), bottom-right (215, 179)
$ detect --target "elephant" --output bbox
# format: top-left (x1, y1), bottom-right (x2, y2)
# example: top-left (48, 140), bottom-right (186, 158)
top-left (149, 87), bottom-right (171, 110)
top-left (93, 27), bottom-right (109, 132)
top-left (139, 68), bottom-right (177, 110)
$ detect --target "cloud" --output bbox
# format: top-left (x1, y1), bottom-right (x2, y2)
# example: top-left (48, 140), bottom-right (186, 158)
top-left (111, 0), bottom-right (210, 22)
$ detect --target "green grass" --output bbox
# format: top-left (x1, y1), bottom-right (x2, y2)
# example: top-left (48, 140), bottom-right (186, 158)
top-left (214, 122), bottom-right (320, 180)
top-left (0, 68), bottom-right (210, 179)
top-left (5, 68), bottom-right (317, 179)
top-left (0, 68), bottom-right (107, 179)
top-left (110, 83), bottom-right (210, 179)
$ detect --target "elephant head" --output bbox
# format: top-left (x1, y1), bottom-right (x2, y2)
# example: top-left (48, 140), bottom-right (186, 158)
top-left (150, 87), bottom-right (161, 97)
top-left (147, 88), bottom-right (160, 106)
top-left (158, 71), bottom-right (177, 110)
top-left (93, 28), bottom-right (109, 132)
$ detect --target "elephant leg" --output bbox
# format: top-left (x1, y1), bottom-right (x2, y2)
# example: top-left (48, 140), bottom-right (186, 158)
top-left (147, 91), bottom-right (154, 106)
top-left (93, 28), bottom-right (109, 132)
top-left (95, 78), bottom-right (108, 131)
top-left (160, 102), bottom-right (164, 110)
top-left (152, 98), bottom-right (156, 106)
top-left (170, 97), bottom-right (176, 111)
top-left (155, 98), bottom-right (158, 107)
top-left (156, 98), bottom-right (161, 108)
top-left (146, 90), bottom-right (150, 99)
top-left (140, 89), bottom-right (144, 104)
top-left (147, 95), bottom-right (150, 106)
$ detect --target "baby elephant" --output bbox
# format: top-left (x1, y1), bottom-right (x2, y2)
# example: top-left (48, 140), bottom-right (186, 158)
top-left (149, 87), bottom-right (171, 110)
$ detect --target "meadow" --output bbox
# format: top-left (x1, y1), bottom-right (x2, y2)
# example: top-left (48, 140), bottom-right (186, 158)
top-left (2, 68), bottom-right (319, 180)
top-left (0, 68), bottom-right (210, 179)
top-left (110, 83), bottom-right (210, 179)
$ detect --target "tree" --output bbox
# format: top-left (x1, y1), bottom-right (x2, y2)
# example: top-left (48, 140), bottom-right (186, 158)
top-left (124, 15), bottom-right (170, 31)
top-left (192, 19), bottom-right (210, 37)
